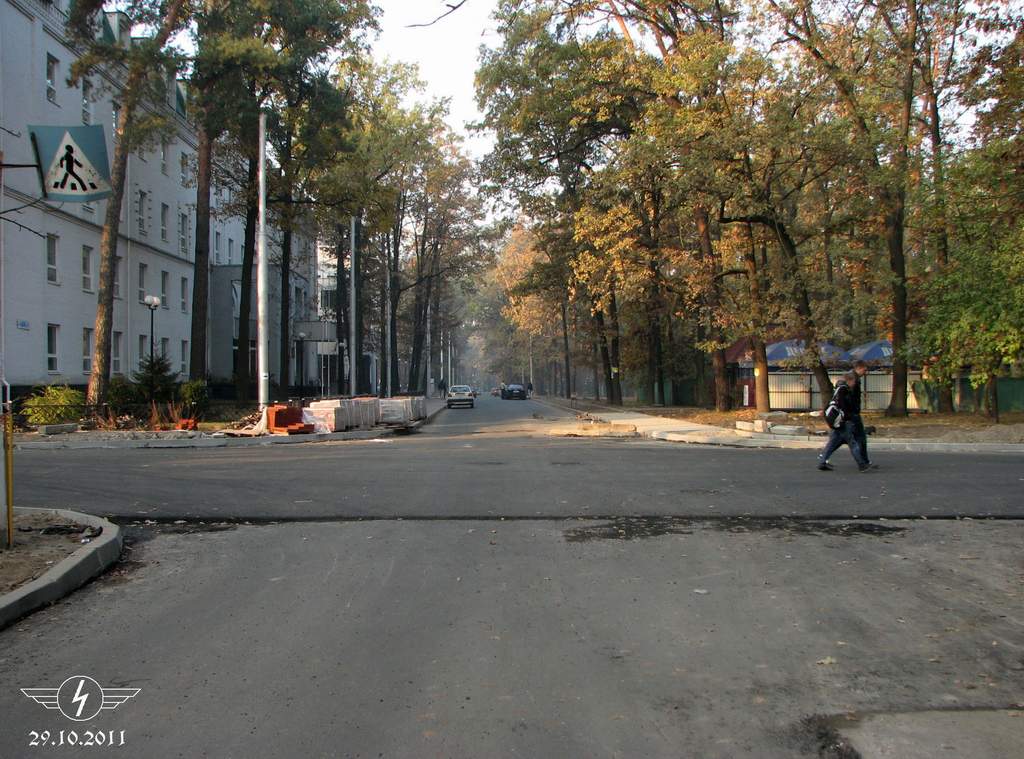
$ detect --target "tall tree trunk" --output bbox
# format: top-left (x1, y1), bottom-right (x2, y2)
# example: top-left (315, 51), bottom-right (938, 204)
top-left (753, 339), bottom-right (770, 412)
top-left (694, 207), bottom-right (730, 411)
top-left (886, 0), bottom-right (918, 418)
top-left (235, 155), bottom-right (258, 402)
top-left (355, 217), bottom-right (368, 393)
top-left (593, 307), bottom-right (613, 403)
top-left (985, 374), bottom-right (999, 423)
top-left (743, 223), bottom-right (771, 411)
top-left (389, 219), bottom-right (401, 393)
top-left (724, 212), bottom-right (833, 398)
top-left (279, 227), bottom-right (292, 393)
top-left (87, 0), bottom-right (188, 406)
top-left (190, 122), bottom-right (213, 379)
top-left (924, 45), bottom-right (954, 413)
top-left (560, 298), bottom-right (572, 399)
top-left (608, 284), bottom-right (623, 404)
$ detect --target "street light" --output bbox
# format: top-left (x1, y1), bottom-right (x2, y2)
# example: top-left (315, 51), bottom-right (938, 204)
top-left (143, 294), bottom-right (161, 403)
top-left (297, 331), bottom-right (307, 399)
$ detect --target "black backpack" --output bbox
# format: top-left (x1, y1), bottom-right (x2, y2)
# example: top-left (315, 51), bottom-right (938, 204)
top-left (824, 386), bottom-right (845, 429)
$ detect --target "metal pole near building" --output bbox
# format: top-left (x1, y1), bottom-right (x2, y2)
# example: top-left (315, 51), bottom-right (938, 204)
top-left (384, 266), bottom-right (391, 398)
top-left (349, 215), bottom-right (357, 396)
top-left (257, 113), bottom-right (270, 407)
top-left (0, 153), bottom-right (11, 548)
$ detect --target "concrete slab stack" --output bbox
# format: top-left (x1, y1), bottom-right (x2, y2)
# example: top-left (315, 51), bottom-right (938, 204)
top-left (379, 399), bottom-right (411, 425)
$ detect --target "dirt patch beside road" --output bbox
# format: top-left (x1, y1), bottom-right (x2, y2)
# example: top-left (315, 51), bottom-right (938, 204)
top-left (0, 511), bottom-right (98, 593)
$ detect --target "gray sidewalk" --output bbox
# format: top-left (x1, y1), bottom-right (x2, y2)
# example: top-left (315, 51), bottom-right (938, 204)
top-left (538, 397), bottom-right (1024, 454)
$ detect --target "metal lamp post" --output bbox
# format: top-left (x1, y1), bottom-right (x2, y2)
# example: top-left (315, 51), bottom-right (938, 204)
top-left (297, 331), bottom-right (306, 399)
top-left (143, 294), bottom-right (161, 402)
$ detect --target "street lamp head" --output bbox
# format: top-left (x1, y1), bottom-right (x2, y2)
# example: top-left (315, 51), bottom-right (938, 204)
top-left (298, 332), bottom-right (307, 340)
top-left (144, 294), bottom-right (161, 309)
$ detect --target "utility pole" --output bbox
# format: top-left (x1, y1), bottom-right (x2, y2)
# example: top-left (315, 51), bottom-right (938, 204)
top-left (384, 258), bottom-right (391, 398)
top-left (348, 215), bottom-right (357, 396)
top-left (257, 113), bottom-right (270, 407)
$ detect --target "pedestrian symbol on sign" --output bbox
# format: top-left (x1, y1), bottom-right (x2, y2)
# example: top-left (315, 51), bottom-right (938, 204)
top-left (28, 124), bottom-right (112, 203)
top-left (54, 143), bottom-right (98, 192)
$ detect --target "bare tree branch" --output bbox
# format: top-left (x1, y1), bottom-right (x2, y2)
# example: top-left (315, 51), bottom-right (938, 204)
top-left (407, 0), bottom-right (469, 29)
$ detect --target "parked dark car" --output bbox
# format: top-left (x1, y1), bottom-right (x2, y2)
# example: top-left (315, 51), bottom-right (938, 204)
top-left (504, 383), bottom-right (527, 400)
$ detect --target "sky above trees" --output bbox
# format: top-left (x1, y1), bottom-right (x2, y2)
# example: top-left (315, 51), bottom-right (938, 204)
top-left (373, 0), bottom-right (500, 159)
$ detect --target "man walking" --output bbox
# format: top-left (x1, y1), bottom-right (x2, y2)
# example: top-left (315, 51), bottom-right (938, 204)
top-left (850, 360), bottom-right (875, 468)
top-left (818, 372), bottom-right (871, 472)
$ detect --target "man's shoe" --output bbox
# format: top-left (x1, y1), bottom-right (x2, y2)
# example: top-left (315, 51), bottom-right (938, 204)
top-left (818, 462), bottom-right (834, 471)
top-left (858, 464), bottom-right (874, 473)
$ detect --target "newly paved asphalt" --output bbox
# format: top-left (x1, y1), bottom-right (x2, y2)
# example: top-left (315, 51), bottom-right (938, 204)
top-left (2, 399), bottom-right (1022, 758)
top-left (14, 396), bottom-right (1024, 519)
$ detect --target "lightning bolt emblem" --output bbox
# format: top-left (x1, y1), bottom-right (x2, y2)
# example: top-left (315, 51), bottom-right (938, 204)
top-left (71, 678), bottom-right (90, 718)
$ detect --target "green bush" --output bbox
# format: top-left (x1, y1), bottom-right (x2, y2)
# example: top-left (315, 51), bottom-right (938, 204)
top-left (22, 385), bottom-right (86, 426)
top-left (179, 379), bottom-right (209, 418)
top-left (106, 375), bottom-right (142, 415)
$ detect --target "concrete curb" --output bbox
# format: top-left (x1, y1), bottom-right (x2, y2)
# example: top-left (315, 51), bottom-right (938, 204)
top-left (15, 427), bottom-right (394, 451)
top-left (535, 396), bottom-right (1024, 454)
top-left (16, 402), bottom-right (448, 451)
top-left (0, 508), bottom-right (123, 630)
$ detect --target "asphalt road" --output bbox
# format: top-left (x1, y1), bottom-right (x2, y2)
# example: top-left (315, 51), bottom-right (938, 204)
top-left (13, 396), bottom-right (1024, 520)
top-left (2, 399), bottom-right (1022, 758)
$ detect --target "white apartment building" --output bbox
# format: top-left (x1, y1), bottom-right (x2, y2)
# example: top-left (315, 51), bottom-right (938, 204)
top-left (0, 0), bottom-right (317, 395)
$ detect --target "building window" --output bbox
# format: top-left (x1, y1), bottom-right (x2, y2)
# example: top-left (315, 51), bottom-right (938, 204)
top-left (160, 139), bottom-right (169, 175)
top-left (46, 234), bottom-right (59, 283)
top-left (47, 324), bottom-right (59, 371)
top-left (160, 337), bottom-right (169, 359)
top-left (160, 203), bottom-right (169, 241)
top-left (294, 286), bottom-right (303, 319)
top-left (46, 55), bottom-right (58, 103)
top-left (81, 79), bottom-right (93, 124)
top-left (81, 245), bottom-right (92, 291)
top-left (137, 190), bottom-right (147, 234)
top-left (138, 262), bottom-right (147, 302)
top-left (138, 334), bottom-right (147, 368)
top-left (160, 270), bottom-right (169, 307)
top-left (180, 153), bottom-right (188, 185)
top-left (180, 276), bottom-right (188, 312)
top-left (113, 256), bottom-right (122, 298)
top-left (179, 212), bottom-right (188, 256)
top-left (214, 231), bottom-right (222, 264)
top-left (112, 331), bottom-right (122, 374)
top-left (112, 101), bottom-right (121, 130)
top-left (82, 328), bottom-right (93, 373)
top-left (228, 237), bottom-right (235, 265)
top-left (180, 340), bottom-right (189, 376)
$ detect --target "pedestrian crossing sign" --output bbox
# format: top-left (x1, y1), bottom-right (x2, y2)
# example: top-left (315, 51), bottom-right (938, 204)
top-left (28, 124), bottom-right (112, 203)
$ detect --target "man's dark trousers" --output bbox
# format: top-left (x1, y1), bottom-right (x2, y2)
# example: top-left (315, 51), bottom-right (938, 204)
top-left (820, 421), bottom-right (868, 467)
top-left (852, 416), bottom-right (869, 464)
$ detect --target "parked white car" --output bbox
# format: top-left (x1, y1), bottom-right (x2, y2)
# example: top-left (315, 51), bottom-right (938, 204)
top-left (447, 385), bottom-right (475, 409)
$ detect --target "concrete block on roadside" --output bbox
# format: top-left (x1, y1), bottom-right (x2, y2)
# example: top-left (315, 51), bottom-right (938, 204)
top-left (735, 421), bottom-right (756, 432)
top-left (379, 399), bottom-right (412, 425)
top-left (547, 422), bottom-right (638, 438)
top-left (753, 419), bottom-right (770, 433)
top-left (38, 423), bottom-right (78, 435)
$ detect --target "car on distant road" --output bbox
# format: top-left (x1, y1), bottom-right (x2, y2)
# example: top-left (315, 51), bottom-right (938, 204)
top-left (504, 383), bottom-right (527, 400)
top-left (447, 385), bottom-right (475, 409)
